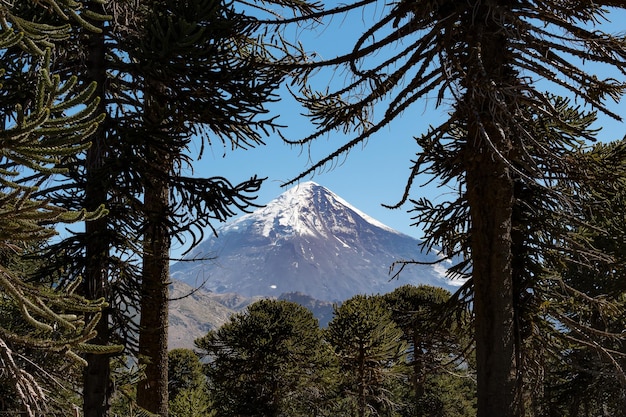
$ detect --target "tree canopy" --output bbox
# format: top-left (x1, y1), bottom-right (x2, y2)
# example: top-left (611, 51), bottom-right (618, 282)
top-left (197, 299), bottom-right (336, 417)
top-left (277, 2), bottom-right (626, 416)
top-left (2, 1), bottom-right (625, 416)
top-left (0, 1), bottom-right (118, 415)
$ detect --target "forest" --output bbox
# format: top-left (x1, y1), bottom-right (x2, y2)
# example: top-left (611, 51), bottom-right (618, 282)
top-left (0, 1), bottom-right (625, 417)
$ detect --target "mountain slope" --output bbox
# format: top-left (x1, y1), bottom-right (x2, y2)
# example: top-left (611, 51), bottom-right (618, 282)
top-left (169, 281), bottom-right (264, 349)
top-left (171, 181), bottom-right (454, 302)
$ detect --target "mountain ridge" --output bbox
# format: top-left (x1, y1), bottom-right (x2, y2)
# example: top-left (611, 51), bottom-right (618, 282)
top-left (170, 181), bottom-right (455, 302)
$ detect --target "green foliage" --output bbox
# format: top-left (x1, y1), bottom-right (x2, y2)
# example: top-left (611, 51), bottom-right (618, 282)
top-left (280, 1), bottom-right (626, 415)
top-left (326, 294), bottom-right (408, 417)
top-left (521, 140), bottom-right (626, 416)
top-left (167, 347), bottom-right (212, 416)
top-left (414, 372), bottom-right (476, 417)
top-left (0, 47), bottom-right (105, 244)
top-left (193, 289), bottom-right (478, 417)
top-left (108, 357), bottom-right (162, 417)
top-left (197, 299), bottom-right (336, 417)
top-left (169, 387), bottom-right (215, 417)
top-left (168, 348), bottom-right (206, 400)
top-left (383, 285), bottom-right (476, 417)
top-left (0, 1), bottom-right (119, 415)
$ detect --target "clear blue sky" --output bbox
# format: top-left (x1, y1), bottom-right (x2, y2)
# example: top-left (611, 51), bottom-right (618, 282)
top-left (174, 5), bottom-right (626, 257)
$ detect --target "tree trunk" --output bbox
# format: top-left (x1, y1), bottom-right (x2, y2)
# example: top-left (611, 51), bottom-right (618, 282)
top-left (461, 4), bottom-right (522, 416)
top-left (82, 2), bottom-right (112, 415)
top-left (357, 344), bottom-right (365, 417)
top-left (466, 156), bottom-right (518, 417)
top-left (137, 83), bottom-right (175, 417)
top-left (136, 132), bottom-right (172, 416)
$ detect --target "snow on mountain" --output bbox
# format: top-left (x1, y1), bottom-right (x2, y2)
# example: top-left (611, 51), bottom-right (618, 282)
top-left (221, 181), bottom-right (399, 239)
top-left (170, 181), bottom-right (456, 302)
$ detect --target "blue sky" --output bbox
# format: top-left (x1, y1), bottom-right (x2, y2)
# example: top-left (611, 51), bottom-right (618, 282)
top-left (174, 5), bottom-right (626, 257)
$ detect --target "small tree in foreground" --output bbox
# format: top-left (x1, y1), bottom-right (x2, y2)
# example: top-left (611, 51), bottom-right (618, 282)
top-left (197, 299), bottom-right (336, 417)
top-left (326, 294), bottom-right (407, 417)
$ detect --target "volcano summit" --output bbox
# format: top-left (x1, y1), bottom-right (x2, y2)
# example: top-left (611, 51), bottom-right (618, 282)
top-left (170, 181), bottom-right (454, 302)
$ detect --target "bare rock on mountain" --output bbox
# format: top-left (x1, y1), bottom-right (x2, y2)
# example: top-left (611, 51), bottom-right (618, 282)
top-left (171, 181), bottom-right (456, 303)
top-left (169, 281), bottom-right (262, 349)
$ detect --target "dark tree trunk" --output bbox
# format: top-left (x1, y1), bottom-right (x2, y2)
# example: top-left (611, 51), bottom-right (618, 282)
top-left (466, 156), bottom-right (519, 417)
top-left (460, 4), bottom-right (523, 416)
top-left (512, 180), bottom-right (532, 416)
top-left (136, 142), bottom-right (172, 416)
top-left (137, 83), bottom-right (172, 417)
top-left (82, 2), bottom-right (112, 416)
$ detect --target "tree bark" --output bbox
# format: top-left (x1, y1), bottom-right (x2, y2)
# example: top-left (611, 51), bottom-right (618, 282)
top-left (82, 2), bottom-right (112, 416)
top-left (136, 169), bottom-right (171, 416)
top-left (460, 4), bottom-right (522, 416)
top-left (136, 94), bottom-right (172, 414)
top-left (466, 156), bottom-right (519, 417)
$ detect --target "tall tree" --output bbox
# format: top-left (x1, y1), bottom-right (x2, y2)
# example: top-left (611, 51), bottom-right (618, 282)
top-left (280, 2), bottom-right (626, 416)
top-left (408, 97), bottom-right (626, 416)
top-left (79, 3), bottom-right (115, 416)
top-left (123, 0), bottom-right (317, 414)
top-left (196, 299), bottom-right (336, 417)
top-left (42, 0), bottom-right (318, 415)
top-left (0, 1), bottom-right (115, 415)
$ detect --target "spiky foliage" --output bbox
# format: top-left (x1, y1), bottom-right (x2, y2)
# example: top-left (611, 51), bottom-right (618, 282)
top-left (326, 294), bottom-right (408, 417)
top-left (197, 299), bottom-right (336, 417)
top-left (521, 140), bottom-right (626, 416)
top-left (120, 1), bottom-right (319, 414)
top-left (383, 285), bottom-right (476, 417)
top-left (36, 0), bottom-right (321, 415)
top-left (277, 2), bottom-right (625, 416)
top-left (0, 0), bottom-right (108, 55)
top-left (117, 0), bottom-right (318, 249)
top-left (0, 1), bottom-right (119, 415)
top-left (407, 99), bottom-right (626, 415)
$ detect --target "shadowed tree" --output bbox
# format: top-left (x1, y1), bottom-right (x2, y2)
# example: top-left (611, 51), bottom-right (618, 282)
top-left (275, 2), bottom-right (626, 416)
top-left (519, 139), bottom-right (626, 416)
top-left (326, 294), bottom-right (407, 417)
top-left (406, 98), bottom-right (626, 416)
top-left (0, 1), bottom-right (117, 415)
top-left (39, 0), bottom-right (319, 415)
top-left (167, 349), bottom-right (205, 403)
top-left (122, 1), bottom-right (318, 414)
top-left (196, 299), bottom-right (336, 417)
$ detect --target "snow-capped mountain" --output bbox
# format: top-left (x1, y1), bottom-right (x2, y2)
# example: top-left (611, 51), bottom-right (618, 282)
top-left (170, 181), bottom-right (455, 302)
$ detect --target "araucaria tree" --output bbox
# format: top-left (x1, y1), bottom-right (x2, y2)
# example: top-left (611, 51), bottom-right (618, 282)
top-left (283, 2), bottom-right (626, 417)
top-left (125, 1), bottom-right (313, 412)
top-left (383, 285), bottom-right (475, 416)
top-left (196, 299), bottom-right (336, 417)
top-left (0, 1), bottom-right (115, 415)
top-left (326, 294), bottom-right (407, 417)
top-left (41, 0), bottom-right (318, 415)
top-left (520, 139), bottom-right (626, 416)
